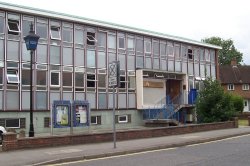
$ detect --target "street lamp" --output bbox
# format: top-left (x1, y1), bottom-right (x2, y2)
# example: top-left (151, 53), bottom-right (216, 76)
top-left (24, 23), bottom-right (40, 137)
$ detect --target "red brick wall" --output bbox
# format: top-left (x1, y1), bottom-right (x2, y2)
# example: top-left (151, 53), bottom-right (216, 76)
top-left (222, 84), bottom-right (250, 99)
top-left (2, 120), bottom-right (237, 151)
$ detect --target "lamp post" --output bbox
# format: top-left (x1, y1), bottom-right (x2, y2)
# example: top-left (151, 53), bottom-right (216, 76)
top-left (24, 23), bottom-right (40, 137)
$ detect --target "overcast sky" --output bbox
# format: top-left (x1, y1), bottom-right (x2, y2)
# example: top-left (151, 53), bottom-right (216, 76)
top-left (2, 0), bottom-right (250, 64)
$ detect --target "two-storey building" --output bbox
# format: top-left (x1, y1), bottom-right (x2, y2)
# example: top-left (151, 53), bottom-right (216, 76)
top-left (0, 2), bottom-right (220, 134)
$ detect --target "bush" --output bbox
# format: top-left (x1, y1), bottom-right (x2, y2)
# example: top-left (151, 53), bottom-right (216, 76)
top-left (196, 78), bottom-right (242, 123)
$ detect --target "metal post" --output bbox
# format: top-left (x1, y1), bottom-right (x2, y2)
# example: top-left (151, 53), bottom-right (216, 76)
top-left (113, 87), bottom-right (116, 149)
top-left (29, 50), bottom-right (34, 137)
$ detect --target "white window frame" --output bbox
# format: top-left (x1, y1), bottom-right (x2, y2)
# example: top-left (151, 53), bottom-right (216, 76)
top-left (50, 71), bottom-right (60, 87)
top-left (242, 84), bottom-right (249, 90)
top-left (50, 26), bottom-right (61, 40)
top-left (7, 19), bottom-right (21, 34)
top-left (87, 32), bottom-right (97, 45)
top-left (6, 69), bottom-right (19, 84)
top-left (228, 84), bottom-right (234, 91)
top-left (5, 118), bottom-right (20, 128)
top-left (118, 115), bottom-right (128, 123)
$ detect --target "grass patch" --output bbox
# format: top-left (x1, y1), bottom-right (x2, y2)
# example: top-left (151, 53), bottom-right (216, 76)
top-left (238, 119), bottom-right (249, 126)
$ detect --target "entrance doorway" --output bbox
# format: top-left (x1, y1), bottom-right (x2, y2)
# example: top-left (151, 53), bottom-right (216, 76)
top-left (166, 79), bottom-right (181, 102)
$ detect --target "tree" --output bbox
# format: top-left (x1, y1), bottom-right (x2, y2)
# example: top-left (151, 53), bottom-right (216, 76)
top-left (196, 78), bottom-right (242, 123)
top-left (202, 37), bottom-right (243, 65)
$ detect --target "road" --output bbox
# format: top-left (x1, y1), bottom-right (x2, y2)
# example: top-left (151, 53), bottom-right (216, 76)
top-left (48, 134), bottom-right (250, 166)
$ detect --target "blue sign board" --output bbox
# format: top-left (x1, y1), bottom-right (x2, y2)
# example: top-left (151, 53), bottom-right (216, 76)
top-left (53, 100), bottom-right (71, 128)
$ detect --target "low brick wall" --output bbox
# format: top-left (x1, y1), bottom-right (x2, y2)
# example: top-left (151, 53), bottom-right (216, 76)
top-left (2, 120), bottom-right (238, 151)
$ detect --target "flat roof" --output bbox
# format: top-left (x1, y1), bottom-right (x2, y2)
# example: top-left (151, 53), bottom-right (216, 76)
top-left (0, 1), bottom-right (221, 50)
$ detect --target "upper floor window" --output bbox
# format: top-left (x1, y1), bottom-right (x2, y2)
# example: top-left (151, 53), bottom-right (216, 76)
top-left (242, 84), bottom-right (249, 91)
top-left (7, 69), bottom-right (19, 84)
top-left (145, 41), bottom-right (151, 54)
top-left (228, 84), bottom-right (234, 91)
top-left (8, 19), bottom-right (20, 35)
top-left (50, 26), bottom-right (61, 40)
top-left (87, 32), bottom-right (97, 45)
top-left (118, 37), bottom-right (125, 49)
top-left (188, 48), bottom-right (193, 60)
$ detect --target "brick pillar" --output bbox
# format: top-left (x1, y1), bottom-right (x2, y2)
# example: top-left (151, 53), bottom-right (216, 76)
top-left (2, 132), bottom-right (18, 151)
top-left (232, 117), bottom-right (238, 128)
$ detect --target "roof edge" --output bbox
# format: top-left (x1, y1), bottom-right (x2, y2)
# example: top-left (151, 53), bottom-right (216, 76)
top-left (0, 1), bottom-right (221, 49)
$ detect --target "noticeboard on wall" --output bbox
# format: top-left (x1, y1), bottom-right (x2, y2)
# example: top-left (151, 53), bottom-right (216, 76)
top-left (73, 100), bottom-right (90, 127)
top-left (53, 100), bottom-right (71, 128)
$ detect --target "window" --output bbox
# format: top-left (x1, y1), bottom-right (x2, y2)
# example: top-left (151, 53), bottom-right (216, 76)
top-left (75, 72), bottom-right (84, 87)
top-left (188, 48), bottom-right (193, 60)
top-left (160, 43), bottom-right (166, 57)
top-left (87, 74), bottom-right (96, 88)
top-left (8, 19), bottom-right (20, 35)
top-left (74, 28), bottom-right (84, 45)
top-left (119, 75), bottom-right (126, 89)
top-left (21, 69), bottom-right (30, 85)
top-left (118, 37), bottom-right (125, 49)
top-left (115, 115), bottom-right (131, 124)
top-left (167, 42), bottom-right (174, 57)
top-left (242, 84), bottom-right (249, 90)
top-left (63, 72), bottom-right (72, 87)
top-left (50, 45), bottom-right (60, 64)
top-left (98, 74), bottom-right (106, 88)
top-left (87, 50), bottom-right (96, 68)
top-left (118, 115), bottom-right (128, 123)
top-left (7, 69), bottom-right (19, 84)
top-left (153, 41), bottom-right (160, 56)
top-left (62, 27), bottom-right (73, 43)
top-left (44, 117), bottom-right (50, 128)
top-left (98, 93), bottom-right (107, 109)
top-left (36, 22), bottom-right (48, 39)
top-left (228, 84), bottom-right (234, 91)
top-left (127, 38), bottom-right (135, 51)
top-left (98, 52), bottom-right (106, 69)
top-left (174, 44), bottom-right (180, 59)
top-left (91, 116), bottom-right (101, 125)
top-left (87, 32), bottom-right (97, 45)
top-left (98, 32), bottom-right (106, 47)
top-left (5, 119), bottom-right (20, 128)
top-left (0, 17), bottom-right (4, 34)
top-left (22, 19), bottom-right (33, 37)
top-left (108, 34), bottom-right (116, 49)
top-left (128, 75), bottom-right (136, 90)
top-left (145, 41), bottom-right (151, 54)
top-left (136, 38), bottom-right (143, 53)
top-left (50, 26), bottom-right (61, 40)
top-left (205, 49), bottom-right (210, 62)
top-left (50, 71), bottom-right (60, 86)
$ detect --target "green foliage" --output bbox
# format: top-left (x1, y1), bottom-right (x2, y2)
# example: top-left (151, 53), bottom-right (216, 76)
top-left (202, 37), bottom-right (243, 65)
top-left (231, 95), bottom-right (244, 113)
top-left (196, 78), bottom-right (242, 123)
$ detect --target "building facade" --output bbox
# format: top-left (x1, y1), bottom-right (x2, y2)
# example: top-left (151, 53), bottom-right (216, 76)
top-left (220, 61), bottom-right (250, 112)
top-left (0, 2), bottom-right (220, 134)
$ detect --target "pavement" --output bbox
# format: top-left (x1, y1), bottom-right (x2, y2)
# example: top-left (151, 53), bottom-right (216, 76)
top-left (1, 126), bottom-right (250, 166)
